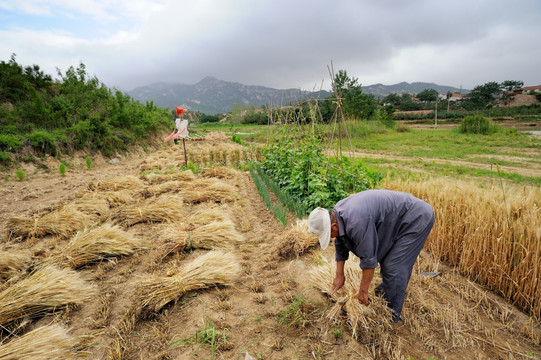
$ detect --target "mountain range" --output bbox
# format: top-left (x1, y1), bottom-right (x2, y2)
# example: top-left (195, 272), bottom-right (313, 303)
top-left (128, 77), bottom-right (466, 114)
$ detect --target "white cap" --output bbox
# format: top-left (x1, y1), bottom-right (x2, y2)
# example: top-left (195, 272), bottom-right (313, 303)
top-left (307, 207), bottom-right (331, 250)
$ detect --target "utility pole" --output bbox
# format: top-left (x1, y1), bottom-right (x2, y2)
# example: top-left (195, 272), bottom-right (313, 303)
top-left (435, 97), bottom-right (438, 127)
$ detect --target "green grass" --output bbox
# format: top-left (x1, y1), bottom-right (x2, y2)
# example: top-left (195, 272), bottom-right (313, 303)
top-left (347, 127), bottom-right (540, 162)
top-left (169, 317), bottom-right (227, 360)
top-left (361, 157), bottom-right (541, 186)
top-left (196, 121), bottom-right (540, 186)
top-left (276, 296), bottom-right (317, 328)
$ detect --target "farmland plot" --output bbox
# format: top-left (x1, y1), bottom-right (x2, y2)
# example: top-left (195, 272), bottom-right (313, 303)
top-left (0, 133), bottom-right (540, 359)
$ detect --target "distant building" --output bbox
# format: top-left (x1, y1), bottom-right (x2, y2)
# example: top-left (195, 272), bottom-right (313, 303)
top-left (438, 93), bottom-right (466, 101)
top-left (522, 85), bottom-right (541, 94)
top-left (504, 85), bottom-right (541, 95)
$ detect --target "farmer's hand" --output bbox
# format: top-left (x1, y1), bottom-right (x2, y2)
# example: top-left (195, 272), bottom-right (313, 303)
top-left (331, 273), bottom-right (345, 295)
top-left (357, 289), bottom-right (370, 305)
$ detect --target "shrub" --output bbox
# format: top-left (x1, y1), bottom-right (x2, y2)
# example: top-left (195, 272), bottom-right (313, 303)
top-left (186, 161), bottom-right (198, 174)
top-left (199, 114), bottom-right (220, 123)
top-left (458, 115), bottom-right (494, 134)
top-left (0, 151), bottom-right (11, 166)
top-left (59, 162), bottom-right (66, 176)
top-left (15, 169), bottom-right (25, 181)
top-left (242, 111), bottom-right (268, 125)
top-left (231, 134), bottom-right (242, 145)
top-left (27, 130), bottom-right (57, 155)
top-left (85, 156), bottom-right (93, 169)
top-left (0, 134), bottom-right (24, 151)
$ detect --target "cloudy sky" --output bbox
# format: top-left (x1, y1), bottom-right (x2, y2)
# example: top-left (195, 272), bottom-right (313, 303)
top-left (1, 0), bottom-right (540, 92)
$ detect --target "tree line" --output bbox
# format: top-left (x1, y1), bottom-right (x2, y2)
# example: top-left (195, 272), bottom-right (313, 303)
top-left (224, 72), bottom-right (539, 125)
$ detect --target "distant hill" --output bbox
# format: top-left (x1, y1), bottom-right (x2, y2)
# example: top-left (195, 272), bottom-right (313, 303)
top-left (362, 82), bottom-right (468, 98)
top-left (128, 77), bottom-right (467, 114)
top-left (128, 76), bottom-right (331, 114)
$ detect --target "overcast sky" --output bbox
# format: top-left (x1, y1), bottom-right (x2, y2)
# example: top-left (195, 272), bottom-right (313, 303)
top-left (1, 0), bottom-right (540, 92)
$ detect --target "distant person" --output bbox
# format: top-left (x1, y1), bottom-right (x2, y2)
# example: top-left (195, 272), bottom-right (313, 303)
top-left (307, 189), bottom-right (435, 323)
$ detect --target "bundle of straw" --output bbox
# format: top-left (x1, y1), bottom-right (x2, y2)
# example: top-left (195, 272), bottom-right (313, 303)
top-left (0, 265), bottom-right (95, 326)
top-left (309, 255), bottom-right (392, 339)
top-left (140, 170), bottom-right (196, 184)
top-left (88, 175), bottom-right (145, 192)
top-left (6, 204), bottom-right (97, 240)
top-left (0, 250), bottom-right (32, 280)
top-left (139, 251), bottom-right (241, 312)
top-left (0, 324), bottom-right (75, 360)
top-left (71, 194), bottom-right (111, 220)
top-left (272, 220), bottom-right (319, 259)
top-left (112, 194), bottom-right (187, 226)
top-left (182, 178), bottom-right (238, 204)
top-left (182, 206), bottom-right (232, 230)
top-left (159, 219), bottom-right (244, 256)
top-left (141, 180), bottom-right (183, 198)
top-left (96, 189), bottom-right (137, 207)
top-left (48, 224), bottom-right (146, 269)
top-left (199, 166), bottom-right (240, 180)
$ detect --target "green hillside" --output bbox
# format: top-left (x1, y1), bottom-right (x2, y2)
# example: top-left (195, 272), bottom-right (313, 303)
top-left (0, 55), bottom-right (171, 167)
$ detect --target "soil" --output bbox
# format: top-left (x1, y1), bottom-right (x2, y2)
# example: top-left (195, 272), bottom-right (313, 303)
top-left (1, 133), bottom-right (540, 360)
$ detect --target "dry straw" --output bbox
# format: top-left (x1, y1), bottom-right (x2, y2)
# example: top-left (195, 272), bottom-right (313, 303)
top-left (141, 180), bottom-right (184, 198)
top-left (48, 224), bottom-right (145, 269)
top-left (0, 250), bottom-right (32, 280)
top-left (184, 206), bottom-right (231, 228)
top-left (71, 193), bottom-right (111, 220)
top-left (112, 194), bottom-right (187, 226)
top-left (88, 175), bottom-right (145, 192)
top-left (0, 265), bottom-right (95, 326)
top-left (6, 204), bottom-right (97, 240)
top-left (384, 178), bottom-right (541, 318)
top-left (159, 218), bottom-right (244, 257)
top-left (0, 324), bottom-right (76, 360)
top-left (309, 255), bottom-right (392, 339)
top-left (199, 166), bottom-right (241, 180)
top-left (96, 189), bottom-right (137, 208)
top-left (140, 170), bottom-right (196, 184)
top-left (271, 219), bottom-right (319, 259)
top-left (181, 178), bottom-right (238, 204)
top-left (139, 250), bottom-right (241, 312)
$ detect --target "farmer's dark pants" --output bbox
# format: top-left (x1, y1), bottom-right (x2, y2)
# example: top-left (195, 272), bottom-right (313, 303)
top-left (376, 214), bottom-right (435, 323)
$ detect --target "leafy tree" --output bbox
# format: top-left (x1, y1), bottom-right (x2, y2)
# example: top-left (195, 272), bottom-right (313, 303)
top-left (242, 111), bottom-right (268, 125)
top-left (416, 89), bottom-right (439, 102)
top-left (332, 70), bottom-right (377, 120)
top-left (199, 114), bottom-right (220, 123)
top-left (501, 80), bottom-right (524, 92)
top-left (383, 93), bottom-right (401, 106)
top-left (466, 81), bottom-right (502, 109)
top-left (397, 93), bottom-right (422, 111)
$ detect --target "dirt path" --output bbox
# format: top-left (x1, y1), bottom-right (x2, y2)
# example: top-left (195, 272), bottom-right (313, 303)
top-left (1, 135), bottom-right (540, 359)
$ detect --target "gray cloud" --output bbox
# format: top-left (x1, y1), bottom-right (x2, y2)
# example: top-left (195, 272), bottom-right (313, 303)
top-left (2, 0), bottom-right (540, 92)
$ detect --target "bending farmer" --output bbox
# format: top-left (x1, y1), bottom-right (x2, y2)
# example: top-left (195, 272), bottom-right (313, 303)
top-left (307, 189), bottom-right (435, 323)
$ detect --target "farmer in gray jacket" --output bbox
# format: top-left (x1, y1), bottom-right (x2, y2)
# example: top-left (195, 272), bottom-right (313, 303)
top-left (308, 189), bottom-right (435, 323)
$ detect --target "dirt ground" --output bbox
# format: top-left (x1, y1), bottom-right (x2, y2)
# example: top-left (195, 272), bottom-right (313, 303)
top-left (1, 133), bottom-right (540, 359)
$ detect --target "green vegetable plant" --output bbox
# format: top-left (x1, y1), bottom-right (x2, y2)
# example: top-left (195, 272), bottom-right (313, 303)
top-left (59, 162), bottom-right (66, 176)
top-left (85, 156), bottom-right (93, 169)
top-left (15, 169), bottom-right (25, 181)
top-left (261, 126), bottom-right (380, 211)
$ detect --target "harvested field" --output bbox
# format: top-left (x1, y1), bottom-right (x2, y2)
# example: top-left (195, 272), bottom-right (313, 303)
top-left (0, 133), bottom-right (539, 359)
